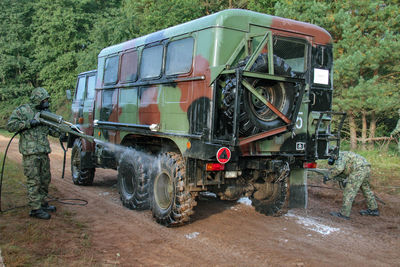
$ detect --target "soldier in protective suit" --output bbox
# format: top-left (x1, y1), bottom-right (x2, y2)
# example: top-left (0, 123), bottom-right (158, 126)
top-left (327, 151), bottom-right (379, 220)
top-left (7, 87), bottom-right (61, 220)
top-left (390, 108), bottom-right (400, 154)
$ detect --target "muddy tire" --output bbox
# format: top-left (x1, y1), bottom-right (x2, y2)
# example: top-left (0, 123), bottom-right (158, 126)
top-left (71, 138), bottom-right (95, 186)
top-left (117, 149), bottom-right (151, 210)
top-left (222, 54), bottom-right (297, 136)
top-left (250, 175), bottom-right (288, 216)
top-left (150, 152), bottom-right (197, 227)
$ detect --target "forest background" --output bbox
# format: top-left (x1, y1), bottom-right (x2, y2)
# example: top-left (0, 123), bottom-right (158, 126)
top-left (0, 0), bottom-right (399, 150)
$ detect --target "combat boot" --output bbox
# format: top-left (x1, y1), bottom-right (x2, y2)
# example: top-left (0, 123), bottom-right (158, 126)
top-left (41, 202), bottom-right (56, 212)
top-left (330, 211), bottom-right (350, 220)
top-left (29, 209), bottom-right (51, 220)
top-left (359, 209), bottom-right (379, 216)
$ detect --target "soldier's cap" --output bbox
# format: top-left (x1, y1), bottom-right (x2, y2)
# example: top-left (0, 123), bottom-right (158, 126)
top-left (30, 87), bottom-right (50, 106)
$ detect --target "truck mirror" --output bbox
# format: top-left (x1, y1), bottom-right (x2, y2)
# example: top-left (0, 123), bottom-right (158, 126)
top-left (66, 89), bottom-right (72, 100)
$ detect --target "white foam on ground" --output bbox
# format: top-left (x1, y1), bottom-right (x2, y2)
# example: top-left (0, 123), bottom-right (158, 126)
top-left (200, 192), bottom-right (217, 198)
top-left (286, 211), bottom-right (340, 236)
top-left (185, 232), bottom-right (200, 239)
top-left (237, 197), bottom-right (252, 206)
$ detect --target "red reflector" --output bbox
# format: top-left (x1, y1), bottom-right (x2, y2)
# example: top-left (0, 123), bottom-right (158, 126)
top-left (206, 163), bottom-right (225, 171)
top-left (303, 162), bottom-right (317, 169)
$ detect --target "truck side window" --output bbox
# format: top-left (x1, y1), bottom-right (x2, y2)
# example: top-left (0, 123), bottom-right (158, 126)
top-left (120, 50), bottom-right (138, 83)
top-left (87, 75), bottom-right (96, 99)
top-left (273, 38), bottom-right (306, 73)
top-left (75, 77), bottom-right (86, 101)
top-left (140, 45), bottom-right (163, 79)
top-left (166, 38), bottom-right (194, 75)
top-left (101, 90), bottom-right (114, 121)
top-left (104, 55), bottom-right (119, 84)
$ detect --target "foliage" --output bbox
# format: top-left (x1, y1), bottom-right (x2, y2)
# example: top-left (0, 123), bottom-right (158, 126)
top-left (0, 0), bottom-right (399, 141)
top-left (275, 0), bottom-right (400, 145)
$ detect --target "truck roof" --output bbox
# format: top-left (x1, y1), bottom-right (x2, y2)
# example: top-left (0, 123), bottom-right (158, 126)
top-left (99, 9), bottom-right (332, 58)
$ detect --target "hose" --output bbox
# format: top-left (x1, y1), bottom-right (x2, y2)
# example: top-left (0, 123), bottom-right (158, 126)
top-left (0, 131), bottom-right (88, 213)
top-left (0, 131), bottom-right (21, 212)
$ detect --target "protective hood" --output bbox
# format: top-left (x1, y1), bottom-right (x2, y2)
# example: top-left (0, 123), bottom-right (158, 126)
top-left (30, 87), bottom-right (49, 106)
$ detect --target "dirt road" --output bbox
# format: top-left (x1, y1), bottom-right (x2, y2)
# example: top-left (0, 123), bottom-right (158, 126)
top-left (1, 135), bottom-right (399, 266)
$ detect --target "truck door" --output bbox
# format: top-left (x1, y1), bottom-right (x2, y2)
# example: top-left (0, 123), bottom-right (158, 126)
top-left (72, 74), bottom-right (86, 125)
top-left (71, 71), bottom-right (96, 136)
top-left (308, 45), bottom-right (334, 159)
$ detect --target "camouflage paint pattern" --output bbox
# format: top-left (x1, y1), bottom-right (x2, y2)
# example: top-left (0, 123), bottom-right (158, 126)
top-left (23, 154), bottom-right (51, 210)
top-left (71, 70), bottom-right (97, 153)
top-left (7, 88), bottom-right (60, 155)
top-left (91, 9), bottom-right (333, 161)
top-left (7, 87), bottom-right (59, 210)
top-left (328, 151), bottom-right (378, 217)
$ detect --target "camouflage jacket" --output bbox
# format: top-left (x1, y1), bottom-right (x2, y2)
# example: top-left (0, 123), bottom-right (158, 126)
top-left (328, 151), bottom-right (370, 181)
top-left (391, 118), bottom-right (400, 136)
top-left (7, 104), bottom-right (60, 155)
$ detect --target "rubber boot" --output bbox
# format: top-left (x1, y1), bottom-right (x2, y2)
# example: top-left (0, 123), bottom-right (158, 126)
top-left (359, 209), bottom-right (379, 216)
top-left (29, 209), bottom-right (51, 220)
top-left (330, 211), bottom-right (350, 220)
top-left (41, 202), bottom-right (57, 213)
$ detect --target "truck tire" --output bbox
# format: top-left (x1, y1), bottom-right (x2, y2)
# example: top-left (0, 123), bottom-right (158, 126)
top-left (150, 152), bottom-right (197, 227)
top-left (117, 149), bottom-right (151, 210)
top-left (71, 138), bottom-right (95, 186)
top-left (250, 175), bottom-right (288, 216)
top-left (222, 54), bottom-right (297, 136)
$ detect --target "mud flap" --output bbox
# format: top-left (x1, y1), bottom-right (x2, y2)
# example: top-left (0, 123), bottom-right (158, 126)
top-left (289, 168), bottom-right (308, 208)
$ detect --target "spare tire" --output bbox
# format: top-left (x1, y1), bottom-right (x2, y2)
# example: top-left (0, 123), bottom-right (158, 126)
top-left (222, 54), bottom-right (298, 136)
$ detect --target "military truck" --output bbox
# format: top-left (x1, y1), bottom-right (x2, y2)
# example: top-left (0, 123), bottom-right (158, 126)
top-left (69, 9), bottom-right (344, 226)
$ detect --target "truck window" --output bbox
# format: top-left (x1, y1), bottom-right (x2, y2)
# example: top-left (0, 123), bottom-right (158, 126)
top-left (166, 38), bottom-right (194, 75)
top-left (140, 45), bottom-right (163, 79)
top-left (87, 75), bottom-right (96, 99)
top-left (120, 50), bottom-right (138, 83)
top-left (75, 77), bottom-right (86, 101)
top-left (101, 90), bottom-right (114, 121)
top-left (104, 55), bottom-right (119, 84)
top-left (273, 38), bottom-right (306, 73)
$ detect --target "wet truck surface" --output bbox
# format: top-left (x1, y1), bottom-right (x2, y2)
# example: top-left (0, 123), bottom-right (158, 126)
top-left (69, 9), bottom-right (344, 226)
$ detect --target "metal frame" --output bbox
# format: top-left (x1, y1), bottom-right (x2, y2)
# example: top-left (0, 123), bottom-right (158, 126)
top-left (215, 30), bottom-right (306, 147)
top-left (314, 111), bottom-right (346, 159)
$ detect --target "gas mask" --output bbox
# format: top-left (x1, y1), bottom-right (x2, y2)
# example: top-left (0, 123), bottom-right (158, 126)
top-left (37, 99), bottom-right (50, 111)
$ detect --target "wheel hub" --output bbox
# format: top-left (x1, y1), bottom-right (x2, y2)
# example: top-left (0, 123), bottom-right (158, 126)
top-left (154, 171), bottom-right (173, 210)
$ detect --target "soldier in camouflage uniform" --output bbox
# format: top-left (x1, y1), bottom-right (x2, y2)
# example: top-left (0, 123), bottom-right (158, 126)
top-left (327, 151), bottom-right (379, 220)
top-left (7, 87), bottom-right (61, 220)
top-left (390, 108), bottom-right (400, 154)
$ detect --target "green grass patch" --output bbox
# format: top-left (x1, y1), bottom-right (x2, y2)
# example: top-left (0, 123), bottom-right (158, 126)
top-left (316, 143), bottom-right (400, 195)
top-left (0, 153), bottom-right (96, 266)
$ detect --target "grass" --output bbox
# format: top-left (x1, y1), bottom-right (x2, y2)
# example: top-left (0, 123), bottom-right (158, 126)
top-left (0, 153), bottom-right (96, 266)
top-left (315, 142), bottom-right (400, 195)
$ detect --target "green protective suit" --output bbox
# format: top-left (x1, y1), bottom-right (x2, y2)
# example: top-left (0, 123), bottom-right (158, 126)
top-left (7, 87), bottom-right (60, 210)
top-left (328, 151), bottom-right (378, 217)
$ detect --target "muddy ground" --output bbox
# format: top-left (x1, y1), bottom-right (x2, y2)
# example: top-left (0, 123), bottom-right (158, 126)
top-left (1, 135), bottom-right (399, 266)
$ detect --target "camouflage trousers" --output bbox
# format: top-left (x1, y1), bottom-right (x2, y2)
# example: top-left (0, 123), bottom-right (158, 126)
top-left (22, 153), bottom-right (51, 210)
top-left (340, 166), bottom-right (378, 217)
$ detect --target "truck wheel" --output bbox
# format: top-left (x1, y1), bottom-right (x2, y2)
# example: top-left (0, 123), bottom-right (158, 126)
top-left (222, 54), bottom-right (297, 136)
top-left (117, 149), bottom-right (151, 210)
top-left (71, 138), bottom-right (95, 186)
top-left (150, 152), bottom-right (197, 227)
top-left (250, 175), bottom-right (288, 216)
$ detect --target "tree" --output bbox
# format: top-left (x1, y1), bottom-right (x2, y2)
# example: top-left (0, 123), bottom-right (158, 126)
top-left (275, 0), bottom-right (400, 150)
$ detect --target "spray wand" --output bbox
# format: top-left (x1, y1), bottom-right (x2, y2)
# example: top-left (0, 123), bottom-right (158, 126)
top-left (1, 111), bottom-right (93, 212)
